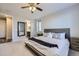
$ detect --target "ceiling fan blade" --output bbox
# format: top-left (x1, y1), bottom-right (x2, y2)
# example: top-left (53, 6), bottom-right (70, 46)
top-left (37, 3), bottom-right (40, 5)
top-left (21, 6), bottom-right (29, 8)
top-left (36, 7), bottom-right (43, 11)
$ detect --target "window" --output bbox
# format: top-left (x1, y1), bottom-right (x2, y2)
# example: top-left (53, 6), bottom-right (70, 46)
top-left (36, 20), bottom-right (42, 32)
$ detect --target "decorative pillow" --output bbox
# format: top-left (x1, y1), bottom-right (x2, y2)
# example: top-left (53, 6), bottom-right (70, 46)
top-left (52, 33), bottom-right (65, 39)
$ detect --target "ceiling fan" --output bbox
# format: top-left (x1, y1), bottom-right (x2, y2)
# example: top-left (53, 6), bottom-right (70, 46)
top-left (21, 3), bottom-right (43, 13)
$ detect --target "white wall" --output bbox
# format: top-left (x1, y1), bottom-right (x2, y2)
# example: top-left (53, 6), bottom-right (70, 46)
top-left (26, 20), bottom-right (31, 32)
top-left (30, 20), bottom-right (36, 37)
top-left (0, 19), bottom-right (6, 38)
top-left (42, 5), bottom-right (79, 37)
top-left (12, 16), bottom-right (28, 42)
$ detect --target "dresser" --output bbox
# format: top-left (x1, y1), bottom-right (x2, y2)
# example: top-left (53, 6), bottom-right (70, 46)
top-left (71, 37), bottom-right (79, 51)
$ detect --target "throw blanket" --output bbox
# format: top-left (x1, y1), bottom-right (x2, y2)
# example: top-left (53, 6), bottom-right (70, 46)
top-left (29, 37), bottom-right (58, 48)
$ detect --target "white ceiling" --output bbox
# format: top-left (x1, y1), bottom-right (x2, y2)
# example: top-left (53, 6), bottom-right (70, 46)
top-left (0, 3), bottom-right (77, 20)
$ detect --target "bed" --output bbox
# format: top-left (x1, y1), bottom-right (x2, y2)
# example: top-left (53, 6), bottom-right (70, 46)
top-left (0, 28), bottom-right (70, 56)
top-left (25, 28), bottom-right (70, 56)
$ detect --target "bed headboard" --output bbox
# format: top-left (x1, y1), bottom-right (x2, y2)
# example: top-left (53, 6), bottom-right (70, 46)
top-left (44, 28), bottom-right (70, 42)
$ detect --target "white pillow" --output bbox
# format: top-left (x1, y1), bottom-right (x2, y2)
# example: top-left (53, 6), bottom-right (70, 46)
top-left (43, 33), bottom-right (48, 37)
top-left (52, 33), bottom-right (65, 39)
top-left (51, 33), bottom-right (55, 38)
top-left (60, 33), bottom-right (65, 39)
top-left (44, 32), bottom-right (52, 38)
top-left (48, 32), bottom-right (52, 38)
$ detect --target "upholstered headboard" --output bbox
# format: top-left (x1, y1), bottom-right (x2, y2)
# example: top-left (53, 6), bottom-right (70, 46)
top-left (44, 28), bottom-right (70, 42)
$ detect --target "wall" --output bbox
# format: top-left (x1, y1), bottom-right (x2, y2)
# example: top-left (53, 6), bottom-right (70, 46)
top-left (12, 16), bottom-right (29, 42)
top-left (11, 16), bottom-right (37, 41)
top-left (28, 20), bottom-right (36, 37)
top-left (26, 20), bottom-right (31, 32)
top-left (1, 4), bottom-right (79, 42)
top-left (0, 19), bottom-right (6, 38)
top-left (42, 5), bottom-right (79, 37)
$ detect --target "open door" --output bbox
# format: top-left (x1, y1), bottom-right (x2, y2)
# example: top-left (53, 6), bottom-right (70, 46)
top-left (6, 16), bottom-right (12, 42)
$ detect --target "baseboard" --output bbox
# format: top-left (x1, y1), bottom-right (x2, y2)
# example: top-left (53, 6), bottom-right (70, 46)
top-left (6, 39), bottom-right (12, 42)
top-left (0, 37), bottom-right (6, 39)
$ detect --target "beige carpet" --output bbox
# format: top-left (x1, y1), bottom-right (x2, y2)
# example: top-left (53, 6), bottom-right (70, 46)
top-left (69, 49), bottom-right (79, 56)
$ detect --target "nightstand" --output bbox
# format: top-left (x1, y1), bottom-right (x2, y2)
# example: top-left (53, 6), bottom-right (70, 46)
top-left (27, 31), bottom-right (31, 38)
top-left (71, 37), bottom-right (79, 51)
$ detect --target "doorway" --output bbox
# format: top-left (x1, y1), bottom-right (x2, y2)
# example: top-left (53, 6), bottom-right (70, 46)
top-left (0, 18), bottom-right (6, 43)
top-left (0, 16), bottom-right (12, 43)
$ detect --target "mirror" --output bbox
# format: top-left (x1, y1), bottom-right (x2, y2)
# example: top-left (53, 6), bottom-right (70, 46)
top-left (17, 22), bottom-right (25, 36)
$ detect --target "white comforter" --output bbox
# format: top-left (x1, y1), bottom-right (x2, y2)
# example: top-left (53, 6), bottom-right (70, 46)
top-left (27, 36), bottom-right (69, 56)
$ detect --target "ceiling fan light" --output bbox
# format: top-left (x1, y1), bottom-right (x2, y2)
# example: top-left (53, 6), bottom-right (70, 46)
top-left (32, 7), bottom-right (36, 11)
top-left (29, 7), bottom-right (32, 11)
top-left (29, 7), bottom-right (36, 12)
